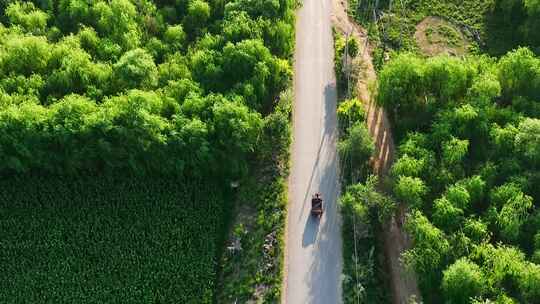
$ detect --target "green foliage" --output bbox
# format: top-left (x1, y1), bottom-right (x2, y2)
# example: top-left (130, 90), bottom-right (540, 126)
top-left (184, 0), bottom-right (211, 37)
top-left (442, 258), bottom-right (486, 304)
top-left (0, 0), bottom-right (295, 179)
top-left (0, 34), bottom-right (51, 76)
top-left (338, 122), bottom-right (375, 182)
top-left (519, 263), bottom-right (540, 303)
top-left (490, 183), bottom-right (533, 242)
top-left (380, 51), bottom-right (540, 302)
top-left (515, 118), bottom-right (540, 166)
top-left (113, 48), bottom-right (158, 91)
top-left (258, 89), bottom-right (292, 165)
top-left (490, 0), bottom-right (540, 54)
top-left (394, 176), bottom-right (428, 209)
top-left (377, 53), bottom-right (425, 111)
top-left (164, 25), bottom-right (186, 52)
top-left (6, 1), bottom-right (48, 34)
top-left (0, 0), bottom-right (297, 301)
top-left (498, 48), bottom-right (540, 101)
top-left (337, 97), bottom-right (374, 184)
top-left (337, 98), bottom-right (366, 132)
top-left (456, 175), bottom-right (486, 206)
top-left (340, 176), bottom-right (395, 303)
top-left (442, 137), bottom-right (469, 166)
top-left (0, 174), bottom-right (225, 304)
top-left (462, 218), bottom-right (490, 243)
top-left (391, 154), bottom-right (427, 178)
top-left (433, 197), bottom-right (464, 231)
top-left (405, 210), bottom-right (450, 292)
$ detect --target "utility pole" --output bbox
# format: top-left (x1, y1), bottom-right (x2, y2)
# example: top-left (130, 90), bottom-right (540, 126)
top-left (344, 30), bottom-right (351, 99)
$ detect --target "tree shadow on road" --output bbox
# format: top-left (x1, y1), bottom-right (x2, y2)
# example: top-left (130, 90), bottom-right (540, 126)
top-left (302, 82), bottom-right (342, 303)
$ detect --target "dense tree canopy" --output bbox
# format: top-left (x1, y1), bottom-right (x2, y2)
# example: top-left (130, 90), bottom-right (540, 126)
top-left (0, 0), bottom-right (296, 178)
top-left (379, 49), bottom-right (540, 303)
top-left (442, 258), bottom-right (486, 304)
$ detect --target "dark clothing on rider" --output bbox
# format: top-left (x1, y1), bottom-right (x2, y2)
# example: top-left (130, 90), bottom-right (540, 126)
top-left (311, 197), bottom-right (322, 209)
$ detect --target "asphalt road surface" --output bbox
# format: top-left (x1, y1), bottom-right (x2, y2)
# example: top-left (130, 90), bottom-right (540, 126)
top-left (283, 0), bottom-right (342, 302)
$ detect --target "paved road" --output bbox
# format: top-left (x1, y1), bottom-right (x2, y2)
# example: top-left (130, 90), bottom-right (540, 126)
top-left (283, 0), bottom-right (342, 302)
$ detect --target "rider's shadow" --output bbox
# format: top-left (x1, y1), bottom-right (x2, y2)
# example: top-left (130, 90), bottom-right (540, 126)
top-left (302, 214), bottom-right (319, 247)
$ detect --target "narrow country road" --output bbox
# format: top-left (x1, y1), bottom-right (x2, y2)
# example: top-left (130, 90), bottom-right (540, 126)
top-left (283, 0), bottom-right (342, 302)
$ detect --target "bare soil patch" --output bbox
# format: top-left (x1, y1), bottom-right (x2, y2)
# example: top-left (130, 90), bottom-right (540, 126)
top-left (415, 16), bottom-right (469, 57)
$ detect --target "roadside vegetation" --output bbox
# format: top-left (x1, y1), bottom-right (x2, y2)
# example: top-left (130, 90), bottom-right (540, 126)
top-left (340, 0), bottom-right (540, 303)
top-left (0, 0), bottom-right (296, 301)
top-left (334, 30), bottom-right (393, 304)
top-left (378, 49), bottom-right (540, 303)
top-left (217, 89), bottom-right (292, 303)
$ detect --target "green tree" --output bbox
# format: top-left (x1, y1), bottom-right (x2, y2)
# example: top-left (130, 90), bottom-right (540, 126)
top-left (442, 137), bottom-right (469, 167)
top-left (221, 39), bottom-right (291, 109)
top-left (158, 53), bottom-right (191, 85)
top-left (442, 258), bottom-right (486, 304)
top-left (6, 1), bottom-right (49, 34)
top-left (515, 118), bottom-right (540, 166)
top-left (264, 20), bottom-right (294, 58)
top-left (46, 43), bottom-right (111, 99)
top-left (0, 35), bottom-right (51, 77)
top-left (222, 11), bottom-right (262, 43)
top-left (433, 197), bottom-right (464, 231)
top-left (498, 48), bottom-right (540, 101)
top-left (468, 73), bottom-right (501, 105)
top-left (405, 211), bottom-right (450, 291)
top-left (164, 25), bottom-right (186, 53)
top-left (519, 263), bottom-right (540, 303)
top-left (394, 176), bottom-right (428, 209)
top-left (473, 244), bottom-right (525, 291)
top-left (337, 98), bottom-right (366, 133)
top-left (190, 49), bottom-right (224, 91)
top-left (489, 183), bottom-right (533, 241)
top-left (456, 176), bottom-right (486, 207)
top-left (211, 97), bottom-right (262, 177)
top-left (340, 175), bottom-right (396, 224)
top-left (463, 218), bottom-right (490, 244)
top-left (113, 48), bottom-right (158, 91)
top-left (338, 122), bottom-right (375, 182)
top-left (377, 53), bottom-right (425, 111)
top-left (91, 0), bottom-right (141, 50)
top-left (424, 56), bottom-right (471, 102)
top-left (184, 0), bottom-right (210, 37)
top-left (391, 154), bottom-right (426, 178)
top-left (169, 115), bottom-right (212, 173)
top-left (0, 102), bottom-right (48, 172)
top-left (57, 0), bottom-right (92, 32)
top-left (445, 185), bottom-right (471, 210)
top-left (497, 189), bottom-right (533, 242)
